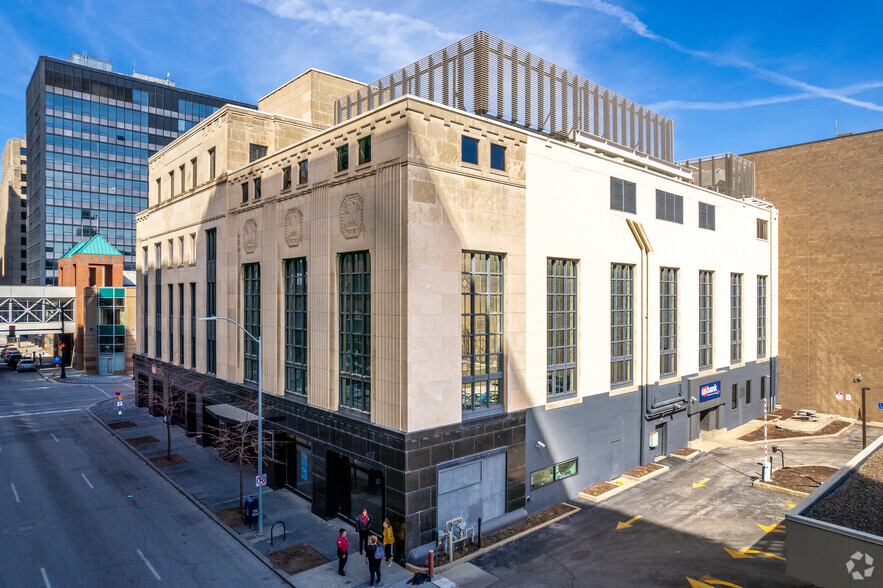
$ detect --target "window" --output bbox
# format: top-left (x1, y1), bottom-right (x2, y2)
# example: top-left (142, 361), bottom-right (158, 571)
top-left (179, 164), bottom-right (185, 193)
top-left (610, 177), bottom-right (636, 213)
top-left (243, 263), bottom-right (261, 384)
top-left (190, 283), bottom-right (196, 369)
top-left (462, 136), bottom-right (479, 165)
top-left (143, 265), bottom-right (149, 354)
top-left (169, 171), bottom-right (175, 197)
top-left (168, 284), bottom-right (174, 362)
top-left (208, 147), bottom-right (216, 180)
top-left (336, 144), bottom-right (349, 172)
top-left (547, 259), bottom-right (577, 399)
top-left (698, 202), bottom-right (715, 230)
top-left (530, 458), bottom-right (578, 491)
top-left (757, 218), bottom-right (769, 240)
top-left (760, 376), bottom-right (766, 401)
top-left (660, 267), bottom-right (678, 376)
top-left (282, 165), bottom-right (291, 190)
top-left (168, 239), bottom-right (174, 268)
top-left (462, 252), bottom-right (503, 412)
top-left (155, 178), bottom-right (161, 202)
top-left (253, 177), bottom-right (261, 200)
top-left (731, 273), bottom-right (742, 363)
top-left (746, 380), bottom-right (752, 405)
top-left (178, 236), bottom-right (184, 267)
top-left (191, 157), bottom-right (197, 189)
top-left (241, 182), bottom-right (248, 203)
top-left (655, 190), bottom-right (683, 224)
top-left (339, 251), bottom-right (371, 411)
top-left (699, 270), bottom-right (713, 369)
top-left (178, 284), bottom-right (184, 365)
top-left (611, 264), bottom-right (634, 386)
top-left (298, 160), bottom-right (308, 185)
top-left (284, 258), bottom-right (308, 395)
top-left (490, 144), bottom-right (506, 171)
top-left (757, 275), bottom-right (767, 358)
top-left (206, 228), bottom-right (217, 374)
top-left (358, 136), bottom-right (371, 165)
top-left (190, 233), bottom-right (196, 264)
top-left (155, 244), bottom-right (162, 358)
top-left (732, 384), bottom-right (738, 409)
top-left (249, 143), bottom-right (267, 162)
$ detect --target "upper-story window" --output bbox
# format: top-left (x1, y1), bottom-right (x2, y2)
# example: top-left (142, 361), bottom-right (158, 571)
top-left (660, 267), bottom-right (678, 376)
top-left (461, 252), bottom-right (503, 412)
top-left (699, 270), bottom-right (713, 369)
top-left (699, 202), bottom-right (715, 230)
top-left (253, 177), bottom-right (261, 200)
top-left (337, 145), bottom-right (349, 172)
top-left (282, 166), bottom-right (292, 191)
top-left (169, 171), bottom-right (175, 198)
top-left (208, 147), bottom-right (216, 179)
top-left (191, 157), bottom-right (198, 189)
top-left (179, 164), bottom-right (186, 194)
top-left (241, 182), bottom-right (249, 203)
top-left (730, 273), bottom-right (743, 364)
top-left (249, 144), bottom-right (267, 162)
top-left (298, 160), bottom-right (309, 185)
top-left (490, 144), bottom-right (505, 171)
top-left (757, 218), bottom-right (769, 240)
top-left (656, 190), bottom-right (683, 224)
top-left (610, 177), bottom-right (636, 213)
top-left (462, 136), bottom-right (479, 165)
top-left (358, 136), bottom-right (371, 165)
top-left (611, 263), bottom-right (634, 386)
top-left (547, 258), bottom-right (577, 399)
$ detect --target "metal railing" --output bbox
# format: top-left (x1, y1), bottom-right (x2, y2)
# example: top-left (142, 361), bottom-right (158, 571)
top-left (679, 153), bottom-right (756, 200)
top-left (334, 31), bottom-right (674, 161)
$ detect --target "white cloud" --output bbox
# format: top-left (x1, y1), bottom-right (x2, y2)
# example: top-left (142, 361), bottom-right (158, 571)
top-left (649, 82), bottom-right (883, 112)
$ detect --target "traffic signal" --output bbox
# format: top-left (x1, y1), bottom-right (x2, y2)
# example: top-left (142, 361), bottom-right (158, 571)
top-left (60, 343), bottom-right (66, 348)
top-left (8, 326), bottom-right (14, 336)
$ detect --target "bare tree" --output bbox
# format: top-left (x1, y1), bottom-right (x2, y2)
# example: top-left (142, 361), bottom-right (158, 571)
top-left (151, 366), bottom-right (204, 460)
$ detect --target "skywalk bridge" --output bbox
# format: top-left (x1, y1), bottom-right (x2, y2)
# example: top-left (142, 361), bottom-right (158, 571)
top-left (0, 286), bottom-right (75, 335)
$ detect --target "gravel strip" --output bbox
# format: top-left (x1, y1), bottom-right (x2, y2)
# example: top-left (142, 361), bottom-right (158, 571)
top-left (805, 450), bottom-right (883, 536)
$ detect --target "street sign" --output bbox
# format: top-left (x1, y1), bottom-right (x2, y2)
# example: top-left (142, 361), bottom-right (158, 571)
top-left (117, 401), bottom-right (123, 407)
top-left (877, 402), bottom-right (883, 410)
top-left (255, 474), bottom-right (267, 487)
top-left (54, 357), bottom-right (60, 365)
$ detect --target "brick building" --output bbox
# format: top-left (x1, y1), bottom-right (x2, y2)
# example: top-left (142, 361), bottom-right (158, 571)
top-left (743, 131), bottom-right (882, 417)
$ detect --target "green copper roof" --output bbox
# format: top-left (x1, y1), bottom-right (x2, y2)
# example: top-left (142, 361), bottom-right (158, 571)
top-left (60, 234), bottom-right (123, 259)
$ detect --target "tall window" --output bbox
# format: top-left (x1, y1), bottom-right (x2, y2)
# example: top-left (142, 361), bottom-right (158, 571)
top-left (284, 258), bottom-right (308, 395)
top-left (757, 218), bottom-right (769, 240)
top-left (282, 165), bottom-right (292, 190)
top-left (656, 190), bottom-right (683, 224)
top-left (611, 264), bottom-right (634, 385)
top-left (208, 147), bottom-right (216, 180)
top-left (168, 284), bottom-right (174, 361)
top-left (358, 136), bottom-right (371, 165)
top-left (339, 252), bottom-right (371, 412)
top-left (757, 275), bottom-right (767, 358)
top-left (178, 284), bottom-right (184, 365)
top-left (190, 283), bottom-right (196, 369)
top-left (243, 263), bottom-right (261, 384)
top-left (746, 380), bottom-right (752, 405)
top-left (660, 267), bottom-right (678, 376)
top-left (731, 383), bottom-right (738, 409)
top-left (461, 252), bottom-right (503, 412)
top-left (191, 157), bottom-right (198, 189)
top-left (698, 202), bottom-right (715, 230)
top-left (547, 259), bottom-right (577, 399)
top-left (253, 177), bottom-right (261, 200)
top-left (142, 246), bottom-right (149, 354)
top-left (169, 171), bottom-right (175, 198)
top-left (610, 177), bottom-right (636, 213)
top-left (155, 244), bottom-right (162, 358)
top-left (179, 164), bottom-right (185, 194)
top-left (298, 160), bottom-right (308, 185)
top-left (699, 270), bottom-right (713, 369)
top-left (337, 144), bottom-right (349, 172)
top-left (731, 273), bottom-right (743, 363)
top-left (206, 228), bottom-right (217, 374)
top-left (241, 182), bottom-right (248, 203)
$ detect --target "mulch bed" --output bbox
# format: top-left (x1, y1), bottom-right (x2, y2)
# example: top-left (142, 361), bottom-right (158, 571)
top-left (150, 454), bottom-right (187, 467)
top-left (433, 503), bottom-right (575, 565)
top-left (127, 435), bottom-right (159, 447)
top-left (109, 421), bottom-right (137, 430)
top-left (738, 420), bottom-right (849, 442)
top-left (805, 450), bottom-right (883, 536)
top-left (766, 466), bottom-right (838, 494)
top-left (769, 408), bottom-right (795, 420)
top-left (582, 481), bottom-right (619, 496)
top-left (267, 543), bottom-right (330, 575)
top-left (215, 507), bottom-right (248, 527)
top-left (671, 448), bottom-right (697, 457)
top-left (623, 463), bottom-right (663, 478)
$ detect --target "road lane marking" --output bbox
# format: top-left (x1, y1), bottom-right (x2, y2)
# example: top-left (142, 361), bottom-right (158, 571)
top-left (0, 409), bottom-right (81, 419)
top-left (757, 522), bottom-right (785, 533)
top-left (11, 483), bottom-right (20, 503)
top-left (692, 477), bottom-right (710, 488)
top-left (41, 568), bottom-right (51, 588)
top-left (81, 474), bottom-right (94, 489)
top-left (91, 385), bottom-right (112, 398)
top-left (50, 434), bottom-right (59, 443)
top-left (137, 549), bottom-right (162, 580)
top-left (687, 576), bottom-right (743, 588)
top-left (616, 515), bottom-right (642, 530)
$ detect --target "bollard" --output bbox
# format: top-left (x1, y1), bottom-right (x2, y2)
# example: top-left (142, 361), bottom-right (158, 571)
top-left (428, 549), bottom-right (434, 579)
top-left (448, 529), bottom-right (454, 562)
top-left (762, 459), bottom-right (771, 482)
top-left (477, 517), bottom-right (482, 549)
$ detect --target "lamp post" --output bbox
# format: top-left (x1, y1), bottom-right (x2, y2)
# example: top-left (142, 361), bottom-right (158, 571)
top-left (197, 315), bottom-right (263, 535)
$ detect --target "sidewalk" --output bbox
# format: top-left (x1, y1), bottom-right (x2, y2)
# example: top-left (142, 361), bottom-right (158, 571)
top-left (88, 397), bottom-right (461, 587)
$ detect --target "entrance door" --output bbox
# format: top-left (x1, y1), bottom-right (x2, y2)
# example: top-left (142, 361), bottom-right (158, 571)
top-left (99, 356), bottom-right (113, 375)
top-left (655, 422), bottom-right (668, 455)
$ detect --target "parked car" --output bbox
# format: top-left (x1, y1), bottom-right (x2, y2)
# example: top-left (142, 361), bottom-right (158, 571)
top-left (15, 358), bottom-right (36, 372)
top-left (1, 347), bottom-right (16, 359)
top-left (6, 351), bottom-right (22, 367)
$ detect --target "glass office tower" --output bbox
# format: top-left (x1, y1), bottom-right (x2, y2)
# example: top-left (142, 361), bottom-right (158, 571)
top-left (25, 53), bottom-right (254, 284)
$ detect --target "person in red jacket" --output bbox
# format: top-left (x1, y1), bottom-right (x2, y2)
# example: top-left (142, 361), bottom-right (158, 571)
top-left (355, 508), bottom-right (373, 554)
top-left (336, 528), bottom-right (349, 576)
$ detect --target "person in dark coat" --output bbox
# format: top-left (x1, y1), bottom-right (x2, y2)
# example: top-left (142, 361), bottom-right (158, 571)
top-left (336, 528), bottom-right (349, 576)
top-left (366, 534), bottom-right (383, 586)
top-left (355, 507), bottom-right (373, 555)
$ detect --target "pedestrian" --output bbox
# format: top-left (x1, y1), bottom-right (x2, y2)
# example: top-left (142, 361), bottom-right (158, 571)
top-left (366, 534), bottom-right (383, 586)
top-left (336, 528), bottom-right (348, 576)
top-left (355, 507), bottom-right (373, 555)
top-left (382, 518), bottom-right (394, 566)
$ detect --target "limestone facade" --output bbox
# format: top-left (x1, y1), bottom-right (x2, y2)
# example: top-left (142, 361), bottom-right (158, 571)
top-left (0, 138), bottom-right (27, 285)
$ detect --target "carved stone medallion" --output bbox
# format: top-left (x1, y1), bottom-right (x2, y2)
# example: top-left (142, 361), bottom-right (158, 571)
top-left (285, 208), bottom-right (303, 247)
top-left (340, 193), bottom-right (364, 239)
top-left (242, 219), bottom-right (258, 253)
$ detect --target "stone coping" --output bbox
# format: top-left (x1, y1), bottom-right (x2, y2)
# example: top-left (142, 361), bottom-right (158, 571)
top-left (622, 463), bottom-right (670, 482)
top-left (752, 479), bottom-right (811, 498)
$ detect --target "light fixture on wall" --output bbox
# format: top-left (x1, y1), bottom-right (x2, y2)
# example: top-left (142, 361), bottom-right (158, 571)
top-left (855, 374), bottom-right (863, 383)
top-left (536, 441), bottom-right (546, 449)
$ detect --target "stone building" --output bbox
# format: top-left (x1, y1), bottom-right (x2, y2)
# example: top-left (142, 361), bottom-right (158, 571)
top-left (743, 130), bottom-right (881, 418)
top-left (0, 137), bottom-right (27, 285)
top-left (135, 32), bottom-right (778, 558)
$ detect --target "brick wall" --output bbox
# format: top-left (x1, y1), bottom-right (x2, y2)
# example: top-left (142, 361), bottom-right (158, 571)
top-left (743, 130), bottom-right (883, 417)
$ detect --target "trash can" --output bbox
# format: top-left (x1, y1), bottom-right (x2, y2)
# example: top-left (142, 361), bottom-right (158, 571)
top-left (243, 495), bottom-right (258, 527)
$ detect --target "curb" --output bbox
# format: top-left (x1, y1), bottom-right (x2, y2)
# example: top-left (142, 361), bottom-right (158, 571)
top-left (752, 479), bottom-right (811, 498)
top-left (86, 398), bottom-right (295, 587)
top-left (738, 422), bottom-right (854, 444)
top-left (406, 502), bottom-right (581, 575)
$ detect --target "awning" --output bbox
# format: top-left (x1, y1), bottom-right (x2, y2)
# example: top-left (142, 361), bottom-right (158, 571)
top-left (206, 404), bottom-right (258, 425)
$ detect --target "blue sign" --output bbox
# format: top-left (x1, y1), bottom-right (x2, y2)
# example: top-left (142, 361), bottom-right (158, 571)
top-left (878, 402), bottom-right (883, 410)
top-left (300, 450), bottom-right (309, 481)
top-left (54, 357), bottom-right (61, 365)
top-left (699, 381), bottom-right (722, 403)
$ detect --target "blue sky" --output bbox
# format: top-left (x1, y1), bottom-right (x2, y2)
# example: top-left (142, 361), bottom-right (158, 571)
top-left (2, 0), bottom-right (883, 159)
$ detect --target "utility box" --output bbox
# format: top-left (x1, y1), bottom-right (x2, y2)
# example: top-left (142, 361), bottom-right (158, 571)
top-left (648, 431), bottom-right (659, 449)
top-left (243, 495), bottom-right (258, 525)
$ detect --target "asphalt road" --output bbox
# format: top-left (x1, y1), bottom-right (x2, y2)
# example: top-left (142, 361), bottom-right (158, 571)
top-left (0, 365), bottom-right (288, 587)
top-left (471, 424), bottom-right (880, 588)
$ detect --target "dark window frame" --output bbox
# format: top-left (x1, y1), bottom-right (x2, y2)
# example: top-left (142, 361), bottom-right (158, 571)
top-left (336, 144), bottom-right (349, 172)
top-left (282, 165), bottom-right (292, 190)
top-left (547, 258), bottom-right (577, 399)
top-left (610, 177), bottom-right (637, 214)
top-left (241, 182), bottom-right (248, 203)
top-left (699, 270), bottom-right (713, 369)
top-left (730, 273), bottom-right (743, 364)
top-left (253, 177), bottom-right (261, 200)
top-left (249, 143), bottom-right (267, 162)
top-left (529, 457), bottom-right (578, 491)
top-left (462, 136), bottom-right (479, 165)
top-left (339, 251), bottom-right (371, 412)
top-left (490, 143), bottom-right (506, 171)
top-left (461, 252), bottom-right (504, 413)
top-left (698, 202), bottom-right (715, 230)
top-left (655, 189), bottom-right (683, 224)
top-left (757, 275), bottom-right (767, 358)
top-left (358, 136), bottom-right (371, 165)
top-left (611, 263), bottom-right (634, 386)
top-left (298, 160), bottom-right (308, 185)
top-left (205, 228), bottom-right (217, 374)
top-left (284, 258), bottom-right (308, 395)
top-left (660, 267), bottom-right (678, 376)
top-left (243, 263), bottom-right (261, 385)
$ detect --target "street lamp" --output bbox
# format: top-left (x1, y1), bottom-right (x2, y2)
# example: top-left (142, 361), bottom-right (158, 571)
top-left (197, 315), bottom-right (264, 535)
